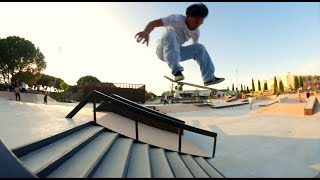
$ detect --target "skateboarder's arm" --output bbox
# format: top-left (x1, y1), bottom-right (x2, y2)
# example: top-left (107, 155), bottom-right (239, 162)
top-left (143, 19), bottom-right (164, 34)
top-left (135, 19), bottom-right (163, 46)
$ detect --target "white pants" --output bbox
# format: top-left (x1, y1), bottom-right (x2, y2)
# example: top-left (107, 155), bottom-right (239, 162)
top-left (156, 28), bottom-right (216, 83)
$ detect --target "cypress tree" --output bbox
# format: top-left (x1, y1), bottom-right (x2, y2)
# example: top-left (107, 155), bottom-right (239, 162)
top-left (258, 80), bottom-right (261, 91)
top-left (279, 80), bottom-right (284, 93)
top-left (265, 81), bottom-right (268, 90)
top-left (299, 76), bottom-right (303, 88)
top-left (252, 79), bottom-right (255, 92)
top-left (274, 76), bottom-right (278, 95)
top-left (294, 76), bottom-right (299, 89)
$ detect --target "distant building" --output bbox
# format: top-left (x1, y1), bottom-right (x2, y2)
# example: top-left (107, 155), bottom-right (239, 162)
top-left (174, 89), bottom-right (228, 98)
top-left (83, 82), bottom-right (146, 103)
top-left (175, 89), bottom-right (211, 98)
top-left (250, 72), bottom-right (319, 91)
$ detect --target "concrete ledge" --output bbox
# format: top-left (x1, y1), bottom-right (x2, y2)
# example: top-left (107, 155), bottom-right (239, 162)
top-left (304, 96), bottom-right (318, 115)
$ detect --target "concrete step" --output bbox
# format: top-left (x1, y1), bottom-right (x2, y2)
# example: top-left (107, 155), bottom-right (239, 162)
top-left (165, 152), bottom-right (193, 178)
top-left (194, 157), bottom-right (224, 178)
top-left (149, 148), bottom-right (174, 178)
top-left (180, 154), bottom-right (209, 178)
top-left (12, 122), bottom-right (92, 158)
top-left (14, 122), bottom-right (224, 178)
top-left (92, 137), bottom-right (133, 178)
top-left (126, 143), bottom-right (151, 178)
top-left (19, 126), bottom-right (104, 176)
top-left (46, 131), bottom-right (118, 178)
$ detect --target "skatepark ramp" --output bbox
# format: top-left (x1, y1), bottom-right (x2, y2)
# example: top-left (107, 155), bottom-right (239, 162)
top-left (0, 91), bottom-right (57, 104)
top-left (0, 90), bottom-right (224, 178)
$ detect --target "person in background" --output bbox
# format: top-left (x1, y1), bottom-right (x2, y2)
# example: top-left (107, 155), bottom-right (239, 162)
top-left (44, 91), bottom-right (48, 104)
top-left (248, 96), bottom-right (253, 109)
top-left (5, 81), bottom-right (10, 91)
top-left (14, 85), bottom-right (21, 101)
top-left (306, 85), bottom-right (311, 99)
top-left (21, 81), bottom-right (26, 93)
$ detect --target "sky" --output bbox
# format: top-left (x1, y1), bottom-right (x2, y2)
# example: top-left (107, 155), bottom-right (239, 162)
top-left (0, 2), bottom-right (319, 95)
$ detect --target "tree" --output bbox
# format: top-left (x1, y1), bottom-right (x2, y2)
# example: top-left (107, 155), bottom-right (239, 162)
top-left (77, 75), bottom-right (101, 90)
top-left (67, 85), bottom-right (79, 93)
top-left (279, 80), bottom-right (284, 93)
top-left (0, 36), bottom-right (46, 81)
top-left (232, 83), bottom-right (234, 91)
top-left (240, 84), bottom-right (243, 92)
top-left (265, 81), bottom-right (268, 91)
top-left (193, 89), bottom-right (200, 99)
top-left (60, 81), bottom-right (69, 91)
top-left (246, 86), bottom-right (249, 93)
top-left (294, 76), bottom-right (299, 89)
top-left (299, 76), bottom-right (303, 88)
top-left (314, 75), bottom-right (319, 83)
top-left (258, 80), bottom-right (261, 91)
top-left (145, 91), bottom-right (156, 101)
top-left (273, 76), bottom-right (278, 95)
top-left (11, 71), bottom-right (41, 86)
top-left (263, 81), bottom-right (267, 92)
top-left (37, 74), bottom-right (63, 89)
top-left (161, 91), bottom-right (170, 97)
top-left (252, 79), bottom-right (255, 92)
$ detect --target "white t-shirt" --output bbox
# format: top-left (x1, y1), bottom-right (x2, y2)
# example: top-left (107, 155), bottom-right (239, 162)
top-left (161, 14), bottom-right (200, 45)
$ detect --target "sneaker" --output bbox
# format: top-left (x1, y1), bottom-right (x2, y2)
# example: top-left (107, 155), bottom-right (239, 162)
top-left (204, 77), bottom-right (225, 86)
top-left (174, 71), bottom-right (185, 81)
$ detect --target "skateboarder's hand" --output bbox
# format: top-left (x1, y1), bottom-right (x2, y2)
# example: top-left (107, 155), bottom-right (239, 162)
top-left (135, 31), bottom-right (149, 46)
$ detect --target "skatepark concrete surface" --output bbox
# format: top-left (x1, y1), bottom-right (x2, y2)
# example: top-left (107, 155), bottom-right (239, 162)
top-left (1, 91), bottom-right (320, 178)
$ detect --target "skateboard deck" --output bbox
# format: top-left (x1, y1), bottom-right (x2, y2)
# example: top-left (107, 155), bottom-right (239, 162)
top-left (164, 75), bottom-right (226, 92)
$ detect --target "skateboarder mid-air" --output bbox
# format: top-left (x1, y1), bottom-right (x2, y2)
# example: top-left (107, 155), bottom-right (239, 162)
top-left (135, 2), bottom-right (224, 86)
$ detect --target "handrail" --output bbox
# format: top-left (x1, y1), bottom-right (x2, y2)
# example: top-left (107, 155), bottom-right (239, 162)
top-left (66, 90), bottom-right (218, 157)
top-left (0, 140), bottom-right (37, 178)
top-left (110, 94), bottom-right (185, 123)
top-left (67, 91), bottom-right (185, 126)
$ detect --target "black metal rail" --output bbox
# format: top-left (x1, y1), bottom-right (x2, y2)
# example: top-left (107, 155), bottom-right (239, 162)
top-left (110, 94), bottom-right (185, 123)
top-left (66, 90), bottom-right (218, 158)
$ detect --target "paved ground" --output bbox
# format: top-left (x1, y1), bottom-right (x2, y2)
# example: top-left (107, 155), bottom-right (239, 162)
top-left (1, 91), bottom-right (320, 177)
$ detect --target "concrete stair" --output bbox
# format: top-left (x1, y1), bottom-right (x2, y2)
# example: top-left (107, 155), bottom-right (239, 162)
top-left (11, 122), bottom-right (224, 178)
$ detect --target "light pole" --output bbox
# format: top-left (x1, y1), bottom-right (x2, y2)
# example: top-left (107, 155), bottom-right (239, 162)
top-left (54, 44), bottom-right (62, 92)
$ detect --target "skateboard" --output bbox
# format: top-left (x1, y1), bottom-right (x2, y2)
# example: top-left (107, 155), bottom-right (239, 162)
top-left (164, 75), bottom-right (228, 93)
